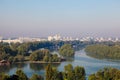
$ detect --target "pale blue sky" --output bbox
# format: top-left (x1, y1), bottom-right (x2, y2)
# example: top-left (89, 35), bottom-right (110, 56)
top-left (0, 0), bottom-right (120, 38)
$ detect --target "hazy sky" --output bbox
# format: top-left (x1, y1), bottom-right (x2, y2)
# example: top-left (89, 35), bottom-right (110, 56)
top-left (0, 0), bottom-right (120, 38)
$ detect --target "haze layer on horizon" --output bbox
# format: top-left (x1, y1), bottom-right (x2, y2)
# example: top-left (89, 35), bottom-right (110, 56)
top-left (0, 0), bottom-right (120, 38)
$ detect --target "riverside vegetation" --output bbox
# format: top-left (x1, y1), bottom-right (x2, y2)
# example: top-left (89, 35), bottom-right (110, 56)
top-left (0, 40), bottom-right (88, 64)
top-left (1, 41), bottom-right (120, 80)
top-left (0, 41), bottom-right (76, 63)
top-left (1, 64), bottom-right (120, 80)
top-left (85, 44), bottom-right (120, 59)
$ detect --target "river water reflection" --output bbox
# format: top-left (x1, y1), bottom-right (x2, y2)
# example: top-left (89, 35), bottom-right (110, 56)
top-left (1, 49), bottom-right (120, 78)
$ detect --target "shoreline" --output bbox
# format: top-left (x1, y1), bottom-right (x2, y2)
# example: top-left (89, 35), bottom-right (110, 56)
top-left (14, 61), bottom-right (61, 64)
top-left (29, 61), bottom-right (61, 64)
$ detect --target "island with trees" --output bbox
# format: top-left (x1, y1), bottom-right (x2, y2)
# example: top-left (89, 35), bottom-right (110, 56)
top-left (29, 49), bottom-right (61, 63)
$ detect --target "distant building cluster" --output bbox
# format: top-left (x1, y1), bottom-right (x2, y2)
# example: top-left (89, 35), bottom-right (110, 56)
top-left (0, 35), bottom-right (120, 43)
top-left (48, 34), bottom-right (78, 41)
top-left (48, 35), bottom-right (120, 42)
top-left (80, 37), bottom-right (120, 42)
top-left (0, 37), bottom-right (47, 43)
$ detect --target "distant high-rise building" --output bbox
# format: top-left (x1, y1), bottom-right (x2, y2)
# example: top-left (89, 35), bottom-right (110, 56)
top-left (54, 34), bottom-right (61, 40)
top-left (48, 34), bottom-right (61, 41)
top-left (48, 36), bottom-right (53, 41)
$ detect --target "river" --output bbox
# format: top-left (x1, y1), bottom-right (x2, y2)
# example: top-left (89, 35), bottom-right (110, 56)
top-left (1, 49), bottom-right (120, 79)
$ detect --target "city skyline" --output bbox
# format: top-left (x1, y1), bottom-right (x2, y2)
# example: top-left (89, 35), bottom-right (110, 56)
top-left (0, 0), bottom-right (120, 38)
top-left (1, 34), bottom-right (120, 44)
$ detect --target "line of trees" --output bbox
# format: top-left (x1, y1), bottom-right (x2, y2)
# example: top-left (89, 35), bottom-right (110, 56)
top-left (46, 64), bottom-right (85, 80)
top-left (1, 64), bottom-right (120, 80)
top-left (85, 44), bottom-right (120, 59)
top-left (88, 67), bottom-right (120, 80)
top-left (0, 69), bottom-right (43, 80)
top-left (0, 64), bottom-right (85, 80)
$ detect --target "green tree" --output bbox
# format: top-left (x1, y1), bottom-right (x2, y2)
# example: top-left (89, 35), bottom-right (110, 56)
top-left (13, 55), bottom-right (25, 62)
top-left (52, 54), bottom-right (60, 62)
top-left (74, 66), bottom-right (86, 80)
top-left (30, 74), bottom-right (43, 80)
top-left (88, 67), bottom-right (120, 80)
top-left (64, 64), bottom-right (73, 73)
top-left (63, 64), bottom-right (86, 80)
top-left (17, 43), bottom-right (31, 56)
top-left (46, 64), bottom-right (53, 80)
top-left (43, 55), bottom-right (49, 62)
top-left (88, 74), bottom-right (96, 80)
top-left (59, 44), bottom-right (75, 57)
top-left (63, 64), bottom-right (74, 80)
top-left (45, 64), bottom-right (63, 80)
top-left (29, 49), bottom-right (50, 61)
top-left (0, 73), bottom-right (10, 80)
top-left (8, 56), bottom-right (14, 63)
top-left (0, 53), bottom-right (10, 60)
top-left (16, 69), bottom-right (28, 80)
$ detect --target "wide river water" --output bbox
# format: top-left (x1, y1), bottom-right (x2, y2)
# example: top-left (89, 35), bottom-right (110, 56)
top-left (1, 49), bottom-right (120, 79)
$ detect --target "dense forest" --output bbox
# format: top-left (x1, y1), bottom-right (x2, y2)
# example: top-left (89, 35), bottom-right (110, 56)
top-left (85, 44), bottom-right (120, 59)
